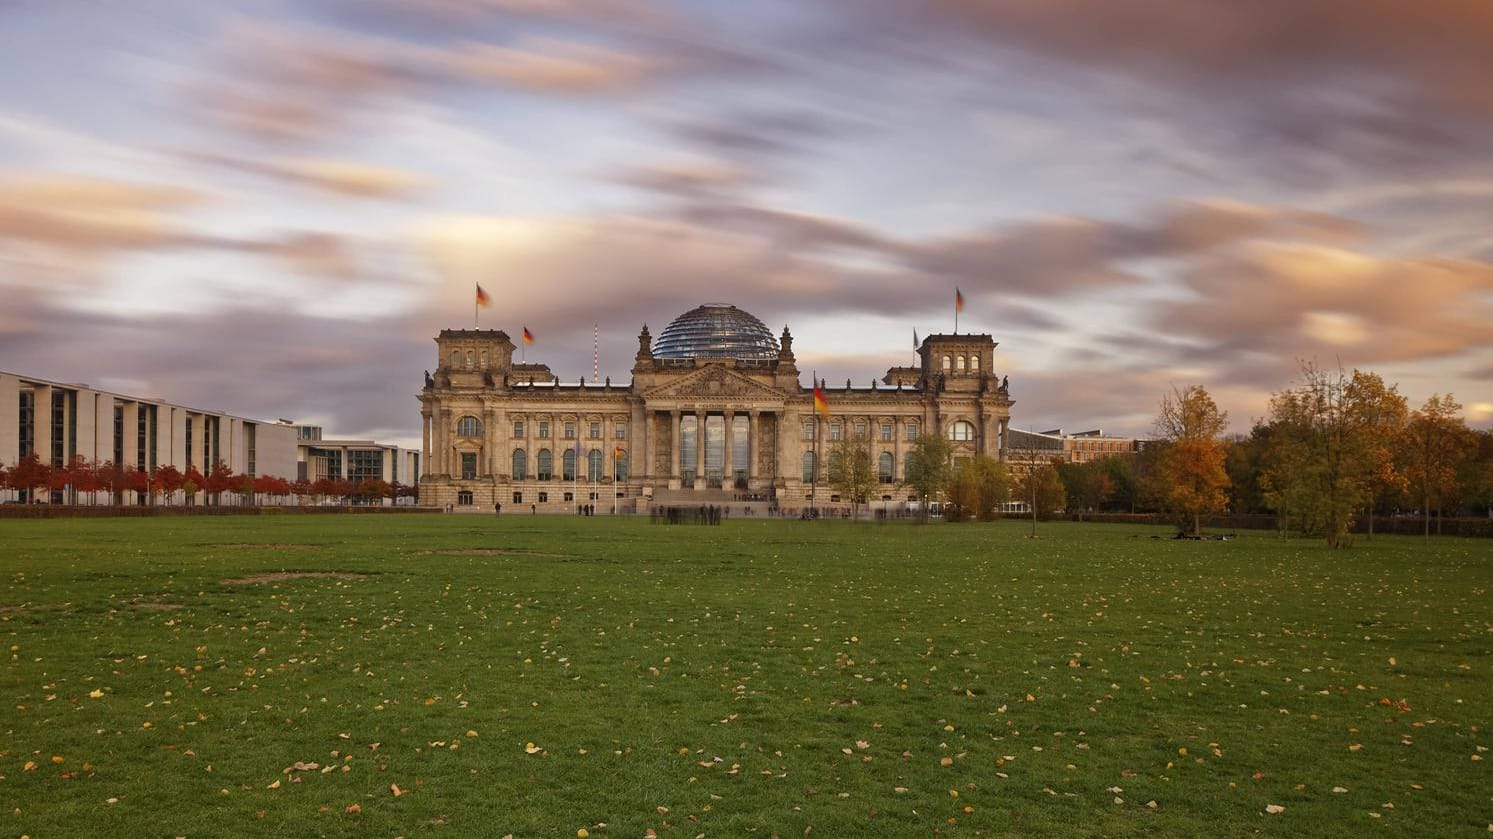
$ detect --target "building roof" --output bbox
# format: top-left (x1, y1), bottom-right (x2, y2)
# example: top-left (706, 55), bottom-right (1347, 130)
top-left (652, 303), bottom-right (780, 360)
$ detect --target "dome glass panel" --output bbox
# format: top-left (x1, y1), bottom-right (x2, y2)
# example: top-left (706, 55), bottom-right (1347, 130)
top-left (653, 303), bottom-right (779, 360)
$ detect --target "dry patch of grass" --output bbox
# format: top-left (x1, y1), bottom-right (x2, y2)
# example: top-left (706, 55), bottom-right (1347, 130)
top-left (412, 549), bottom-right (565, 557)
top-left (220, 571), bottom-right (367, 585)
top-left (212, 543), bottom-right (322, 550)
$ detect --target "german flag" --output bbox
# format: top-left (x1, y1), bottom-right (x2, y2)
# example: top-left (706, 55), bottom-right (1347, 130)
top-left (812, 383), bottom-right (829, 417)
top-left (522, 326), bottom-right (534, 345)
top-left (955, 287), bottom-right (965, 313)
top-left (614, 445), bottom-right (625, 459)
top-left (476, 283), bottom-right (491, 307)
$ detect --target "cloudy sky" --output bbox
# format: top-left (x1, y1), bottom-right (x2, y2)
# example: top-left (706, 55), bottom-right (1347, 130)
top-left (3, 0), bottom-right (1492, 446)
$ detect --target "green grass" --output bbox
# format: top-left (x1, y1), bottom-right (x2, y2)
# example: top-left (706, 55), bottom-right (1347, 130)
top-left (1, 516), bottom-right (1490, 838)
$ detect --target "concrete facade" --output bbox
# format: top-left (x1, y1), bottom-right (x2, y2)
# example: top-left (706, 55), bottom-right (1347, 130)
top-left (0, 371), bottom-right (297, 503)
top-left (296, 425), bottom-right (421, 504)
top-left (417, 305), bottom-right (1015, 512)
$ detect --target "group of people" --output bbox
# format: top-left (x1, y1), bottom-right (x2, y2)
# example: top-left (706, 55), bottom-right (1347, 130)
top-left (650, 504), bottom-right (728, 525)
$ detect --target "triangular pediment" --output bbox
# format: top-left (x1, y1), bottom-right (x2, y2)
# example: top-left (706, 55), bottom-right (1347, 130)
top-left (643, 363), bottom-right (787, 402)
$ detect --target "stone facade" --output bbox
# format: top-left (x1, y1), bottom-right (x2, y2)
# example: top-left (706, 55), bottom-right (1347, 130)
top-left (417, 306), bottom-right (1013, 512)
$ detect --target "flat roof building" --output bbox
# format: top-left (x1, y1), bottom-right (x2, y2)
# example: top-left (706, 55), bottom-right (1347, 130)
top-left (0, 370), bottom-right (297, 504)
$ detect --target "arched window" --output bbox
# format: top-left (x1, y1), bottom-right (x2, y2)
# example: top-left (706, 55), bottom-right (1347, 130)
top-left (563, 448), bottom-right (578, 481)
top-left (587, 449), bottom-right (603, 481)
top-left (614, 448), bottom-right (629, 481)
top-left (537, 449), bottom-right (553, 480)
top-left (942, 355), bottom-right (952, 371)
top-left (465, 350), bottom-right (474, 368)
top-left (456, 416), bottom-right (483, 437)
top-left (971, 355), bottom-right (980, 372)
top-left (956, 356), bottom-right (966, 372)
top-left (949, 420), bottom-right (975, 441)
top-left (879, 452), bottom-right (894, 484)
top-left (802, 451), bottom-right (816, 482)
top-left (511, 449), bottom-right (527, 480)
top-left (480, 350), bottom-right (488, 367)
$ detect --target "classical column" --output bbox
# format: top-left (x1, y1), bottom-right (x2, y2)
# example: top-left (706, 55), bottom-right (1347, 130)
top-left (722, 409), bottom-right (735, 485)
top-left (694, 408), bottom-right (706, 488)
top-left (439, 410), bottom-right (452, 476)
top-left (670, 410), bottom-right (681, 480)
top-left (639, 407), bottom-right (652, 483)
top-left (748, 410), bottom-right (760, 481)
top-left (420, 410), bottom-right (431, 477)
top-left (998, 418), bottom-right (1010, 461)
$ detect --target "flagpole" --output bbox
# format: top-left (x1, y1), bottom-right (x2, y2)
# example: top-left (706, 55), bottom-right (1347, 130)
top-left (811, 371), bottom-right (819, 514)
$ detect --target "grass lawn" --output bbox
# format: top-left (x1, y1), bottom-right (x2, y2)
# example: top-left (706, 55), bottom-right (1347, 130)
top-left (1, 515), bottom-right (1490, 838)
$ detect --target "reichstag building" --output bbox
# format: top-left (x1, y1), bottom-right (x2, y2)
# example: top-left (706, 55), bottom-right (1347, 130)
top-left (418, 303), bottom-right (1013, 512)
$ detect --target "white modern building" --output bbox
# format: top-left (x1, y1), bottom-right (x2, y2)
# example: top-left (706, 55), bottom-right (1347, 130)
top-left (0, 370), bottom-right (297, 503)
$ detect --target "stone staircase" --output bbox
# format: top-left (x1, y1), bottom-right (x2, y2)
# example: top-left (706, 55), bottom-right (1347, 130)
top-left (648, 487), bottom-right (775, 518)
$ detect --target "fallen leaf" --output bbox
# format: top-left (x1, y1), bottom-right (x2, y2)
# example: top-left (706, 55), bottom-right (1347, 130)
top-left (345, 803), bottom-right (361, 814)
top-left (1265, 804), bottom-right (1285, 815)
top-left (391, 783), bottom-right (404, 797)
top-left (525, 743), bottom-right (541, 754)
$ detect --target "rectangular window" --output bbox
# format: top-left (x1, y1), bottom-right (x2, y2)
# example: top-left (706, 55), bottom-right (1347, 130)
top-left (17, 391), bottom-right (33, 458)
top-left (460, 452), bottom-right (477, 480)
top-left (881, 424), bottom-right (892, 442)
top-left (513, 491), bottom-right (523, 504)
top-left (829, 423), bottom-right (842, 442)
top-left (538, 421), bottom-right (550, 439)
top-left (614, 423), bottom-right (626, 440)
top-left (906, 425), bottom-right (920, 441)
top-left (589, 422), bottom-right (601, 439)
top-left (349, 449), bottom-right (383, 483)
top-left (564, 422), bottom-right (576, 439)
top-left (802, 420), bottom-right (816, 441)
top-left (538, 491), bottom-right (548, 503)
top-left (563, 491), bottom-right (574, 502)
top-left (513, 420), bottom-right (525, 438)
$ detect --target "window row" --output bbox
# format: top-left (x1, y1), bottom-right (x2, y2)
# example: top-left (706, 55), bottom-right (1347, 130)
top-left (801, 420), bottom-right (979, 442)
top-left (509, 448), bottom-right (629, 482)
top-left (449, 350), bottom-right (490, 368)
top-left (802, 420), bottom-right (921, 442)
top-left (800, 451), bottom-right (903, 484)
top-left (940, 354), bottom-right (982, 373)
top-left (456, 417), bottom-right (626, 441)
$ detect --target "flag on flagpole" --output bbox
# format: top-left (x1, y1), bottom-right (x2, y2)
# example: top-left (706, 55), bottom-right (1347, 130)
top-left (475, 283), bottom-right (491, 308)
top-left (614, 445), bottom-right (625, 459)
top-left (522, 326), bottom-right (535, 345)
top-left (955, 287), bottom-right (965, 313)
top-left (913, 329), bottom-right (919, 350)
top-left (813, 382), bottom-right (829, 417)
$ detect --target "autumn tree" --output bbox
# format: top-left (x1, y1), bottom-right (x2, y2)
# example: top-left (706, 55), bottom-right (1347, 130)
top-left (1459, 429), bottom-right (1493, 518)
top-left (205, 461), bottom-right (236, 506)
top-left (1399, 394), bottom-right (1472, 538)
top-left (9, 453), bottom-right (51, 503)
top-left (1345, 370), bottom-right (1408, 538)
top-left (1149, 384), bottom-right (1230, 537)
top-left (945, 455), bottom-right (1012, 522)
top-left (827, 433), bottom-right (877, 520)
top-left (290, 478), bottom-right (314, 506)
top-left (64, 455), bottom-right (102, 505)
top-left (1016, 457), bottom-right (1066, 535)
top-left (903, 433), bottom-right (954, 522)
top-left (183, 466), bottom-right (205, 506)
top-left (153, 465), bottom-right (184, 505)
top-left (1057, 460), bottom-right (1113, 521)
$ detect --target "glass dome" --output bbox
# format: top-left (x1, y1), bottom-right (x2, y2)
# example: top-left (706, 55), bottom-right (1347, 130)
top-left (653, 303), bottom-right (780, 360)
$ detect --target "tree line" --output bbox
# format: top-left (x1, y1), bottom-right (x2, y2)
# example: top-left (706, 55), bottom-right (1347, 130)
top-left (0, 454), bottom-right (418, 507)
top-left (819, 364), bottom-right (1493, 545)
